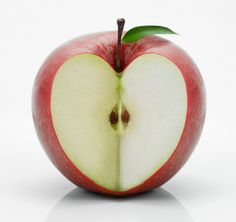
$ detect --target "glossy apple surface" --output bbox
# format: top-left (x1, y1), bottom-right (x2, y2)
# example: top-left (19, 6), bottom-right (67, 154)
top-left (32, 32), bottom-right (206, 196)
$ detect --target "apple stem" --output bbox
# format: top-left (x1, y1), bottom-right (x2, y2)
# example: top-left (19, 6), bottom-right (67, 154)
top-left (116, 18), bottom-right (125, 73)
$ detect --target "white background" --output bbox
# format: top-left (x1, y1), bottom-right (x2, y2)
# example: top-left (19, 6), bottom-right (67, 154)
top-left (0, 0), bottom-right (236, 221)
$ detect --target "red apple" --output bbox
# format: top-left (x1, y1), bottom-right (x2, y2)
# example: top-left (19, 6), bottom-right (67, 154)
top-left (32, 28), bottom-right (206, 196)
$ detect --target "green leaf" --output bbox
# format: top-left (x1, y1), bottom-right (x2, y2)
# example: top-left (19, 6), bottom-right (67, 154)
top-left (122, 25), bottom-right (177, 43)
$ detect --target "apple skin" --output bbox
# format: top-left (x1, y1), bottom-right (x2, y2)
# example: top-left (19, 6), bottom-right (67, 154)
top-left (32, 31), bottom-right (206, 196)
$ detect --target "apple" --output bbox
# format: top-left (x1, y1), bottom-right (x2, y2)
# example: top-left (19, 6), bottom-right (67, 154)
top-left (32, 19), bottom-right (206, 196)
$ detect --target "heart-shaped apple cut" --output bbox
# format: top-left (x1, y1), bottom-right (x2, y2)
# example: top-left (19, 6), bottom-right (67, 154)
top-left (51, 54), bottom-right (187, 191)
top-left (32, 32), bottom-right (205, 196)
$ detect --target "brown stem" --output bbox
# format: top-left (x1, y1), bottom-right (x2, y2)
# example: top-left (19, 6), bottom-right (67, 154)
top-left (116, 18), bottom-right (125, 73)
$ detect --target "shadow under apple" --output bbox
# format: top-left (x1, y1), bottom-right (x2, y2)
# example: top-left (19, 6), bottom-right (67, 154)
top-left (45, 187), bottom-right (194, 222)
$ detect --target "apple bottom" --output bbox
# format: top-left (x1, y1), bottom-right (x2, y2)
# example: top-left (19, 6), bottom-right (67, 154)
top-left (32, 33), bottom-right (205, 196)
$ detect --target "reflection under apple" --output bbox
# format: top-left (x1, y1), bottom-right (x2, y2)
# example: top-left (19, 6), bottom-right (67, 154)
top-left (45, 188), bottom-right (194, 222)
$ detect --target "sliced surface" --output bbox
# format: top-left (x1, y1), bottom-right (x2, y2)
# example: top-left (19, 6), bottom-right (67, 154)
top-left (51, 54), bottom-right (187, 191)
top-left (51, 54), bottom-right (120, 190)
top-left (120, 54), bottom-right (187, 190)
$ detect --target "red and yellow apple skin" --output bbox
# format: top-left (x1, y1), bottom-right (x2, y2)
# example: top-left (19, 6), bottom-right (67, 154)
top-left (32, 31), bottom-right (206, 196)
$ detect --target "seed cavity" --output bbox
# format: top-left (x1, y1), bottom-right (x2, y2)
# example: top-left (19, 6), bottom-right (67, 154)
top-left (109, 103), bottom-right (130, 132)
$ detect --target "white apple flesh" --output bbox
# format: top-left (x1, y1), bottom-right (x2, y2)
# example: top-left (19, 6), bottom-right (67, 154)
top-left (32, 32), bottom-right (206, 195)
top-left (51, 54), bottom-right (187, 191)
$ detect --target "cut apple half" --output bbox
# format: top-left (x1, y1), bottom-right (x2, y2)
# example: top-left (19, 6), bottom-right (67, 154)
top-left (51, 54), bottom-right (187, 191)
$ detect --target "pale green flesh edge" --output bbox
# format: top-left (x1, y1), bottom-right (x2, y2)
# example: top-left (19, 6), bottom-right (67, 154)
top-left (51, 55), bottom-right (122, 191)
top-left (50, 54), bottom-right (187, 192)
